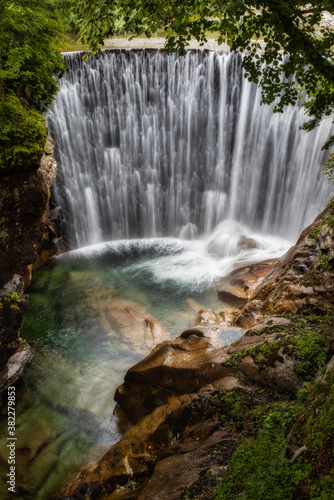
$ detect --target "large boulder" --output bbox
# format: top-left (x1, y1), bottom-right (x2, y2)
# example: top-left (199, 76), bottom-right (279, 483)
top-left (114, 329), bottom-right (233, 424)
top-left (60, 377), bottom-right (248, 500)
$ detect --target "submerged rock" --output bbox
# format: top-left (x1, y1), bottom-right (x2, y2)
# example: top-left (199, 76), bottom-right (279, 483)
top-left (92, 299), bottom-right (170, 355)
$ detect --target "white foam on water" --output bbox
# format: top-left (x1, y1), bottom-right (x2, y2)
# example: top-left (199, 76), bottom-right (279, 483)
top-left (58, 220), bottom-right (291, 292)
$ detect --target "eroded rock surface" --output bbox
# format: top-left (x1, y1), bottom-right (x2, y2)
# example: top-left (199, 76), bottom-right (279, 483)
top-left (235, 200), bottom-right (334, 327)
top-left (0, 139), bottom-right (59, 392)
top-left (115, 330), bottom-right (231, 424)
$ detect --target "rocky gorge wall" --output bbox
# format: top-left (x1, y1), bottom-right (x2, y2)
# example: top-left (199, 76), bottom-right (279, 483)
top-left (60, 197), bottom-right (334, 500)
top-left (0, 138), bottom-right (62, 394)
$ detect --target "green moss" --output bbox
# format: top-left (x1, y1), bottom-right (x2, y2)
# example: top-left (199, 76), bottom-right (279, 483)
top-left (214, 370), bottom-right (334, 500)
top-left (229, 306), bottom-right (331, 381)
top-left (0, 291), bottom-right (22, 311)
top-left (0, 94), bottom-right (47, 170)
top-left (208, 302), bottom-right (334, 500)
top-left (213, 403), bottom-right (308, 500)
top-left (213, 389), bottom-right (253, 430)
top-left (308, 200), bottom-right (334, 239)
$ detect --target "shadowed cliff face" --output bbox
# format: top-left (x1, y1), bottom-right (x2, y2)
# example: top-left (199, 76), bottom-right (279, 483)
top-left (59, 198), bottom-right (334, 500)
top-left (0, 138), bottom-right (58, 392)
top-left (0, 138), bottom-right (58, 289)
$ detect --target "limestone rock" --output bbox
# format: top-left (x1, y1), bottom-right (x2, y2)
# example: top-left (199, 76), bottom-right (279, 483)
top-left (60, 384), bottom-right (245, 500)
top-left (0, 339), bottom-right (34, 392)
top-left (115, 333), bottom-right (231, 424)
top-left (237, 235), bottom-right (259, 252)
top-left (217, 287), bottom-right (248, 309)
top-left (235, 200), bottom-right (334, 327)
top-left (0, 169), bottom-right (49, 288)
top-left (195, 308), bottom-right (219, 325)
top-left (90, 299), bottom-right (170, 355)
top-left (0, 275), bottom-right (28, 369)
top-left (229, 260), bottom-right (278, 295)
top-left (218, 307), bottom-right (240, 326)
top-left (234, 352), bottom-right (302, 395)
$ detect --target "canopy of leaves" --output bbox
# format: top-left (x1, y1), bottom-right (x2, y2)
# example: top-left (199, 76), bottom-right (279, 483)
top-left (0, 0), bottom-right (66, 169)
top-left (72, 0), bottom-right (334, 149)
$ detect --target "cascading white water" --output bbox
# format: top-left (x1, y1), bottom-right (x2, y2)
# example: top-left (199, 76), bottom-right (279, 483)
top-left (48, 49), bottom-right (333, 248)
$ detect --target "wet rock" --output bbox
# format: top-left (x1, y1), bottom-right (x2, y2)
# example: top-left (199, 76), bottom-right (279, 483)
top-left (217, 287), bottom-right (248, 309)
top-left (0, 275), bottom-right (29, 383)
top-left (234, 352), bottom-right (303, 395)
top-left (185, 298), bottom-right (204, 313)
top-left (136, 427), bottom-right (232, 500)
top-left (318, 225), bottom-right (334, 252)
top-left (93, 299), bottom-right (170, 355)
top-left (229, 260), bottom-right (278, 295)
top-left (0, 139), bottom-right (59, 391)
top-left (235, 202), bottom-right (334, 327)
top-left (0, 340), bottom-right (34, 392)
top-left (227, 317), bottom-right (305, 395)
top-left (195, 308), bottom-right (219, 325)
top-left (61, 393), bottom-right (197, 499)
top-left (237, 235), bottom-right (259, 252)
top-left (115, 333), bottom-right (231, 424)
top-left (61, 385), bottom-right (244, 500)
top-left (0, 170), bottom-right (49, 288)
top-left (218, 307), bottom-right (240, 326)
top-left (227, 331), bottom-right (283, 355)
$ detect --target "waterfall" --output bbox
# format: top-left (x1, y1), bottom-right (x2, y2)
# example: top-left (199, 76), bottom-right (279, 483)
top-left (48, 49), bottom-right (333, 248)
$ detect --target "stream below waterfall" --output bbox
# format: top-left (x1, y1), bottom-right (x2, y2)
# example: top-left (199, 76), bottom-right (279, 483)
top-left (0, 228), bottom-right (289, 500)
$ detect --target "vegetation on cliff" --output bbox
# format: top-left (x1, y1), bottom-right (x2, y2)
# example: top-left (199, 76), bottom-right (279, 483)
top-left (0, 0), bottom-right (66, 170)
top-left (212, 308), bottom-right (334, 500)
top-left (73, 0), bottom-right (334, 152)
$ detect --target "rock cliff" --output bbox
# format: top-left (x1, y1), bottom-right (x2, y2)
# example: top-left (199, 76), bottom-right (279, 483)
top-left (0, 138), bottom-right (61, 394)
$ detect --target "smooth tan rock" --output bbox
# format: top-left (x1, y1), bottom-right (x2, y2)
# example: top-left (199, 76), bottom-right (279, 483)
top-left (235, 352), bottom-right (303, 395)
top-left (227, 332), bottom-right (283, 355)
top-left (61, 393), bottom-right (197, 498)
top-left (229, 259), bottom-right (278, 295)
top-left (218, 307), bottom-right (240, 326)
top-left (217, 288), bottom-right (248, 309)
top-left (115, 334), bottom-right (231, 424)
top-left (60, 385), bottom-right (242, 500)
top-left (185, 298), bottom-right (204, 313)
top-left (195, 308), bottom-right (219, 325)
top-left (89, 299), bottom-right (170, 355)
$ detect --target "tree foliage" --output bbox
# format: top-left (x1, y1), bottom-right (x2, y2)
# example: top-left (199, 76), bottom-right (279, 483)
top-left (0, 0), bottom-right (66, 170)
top-left (72, 0), bottom-right (334, 149)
